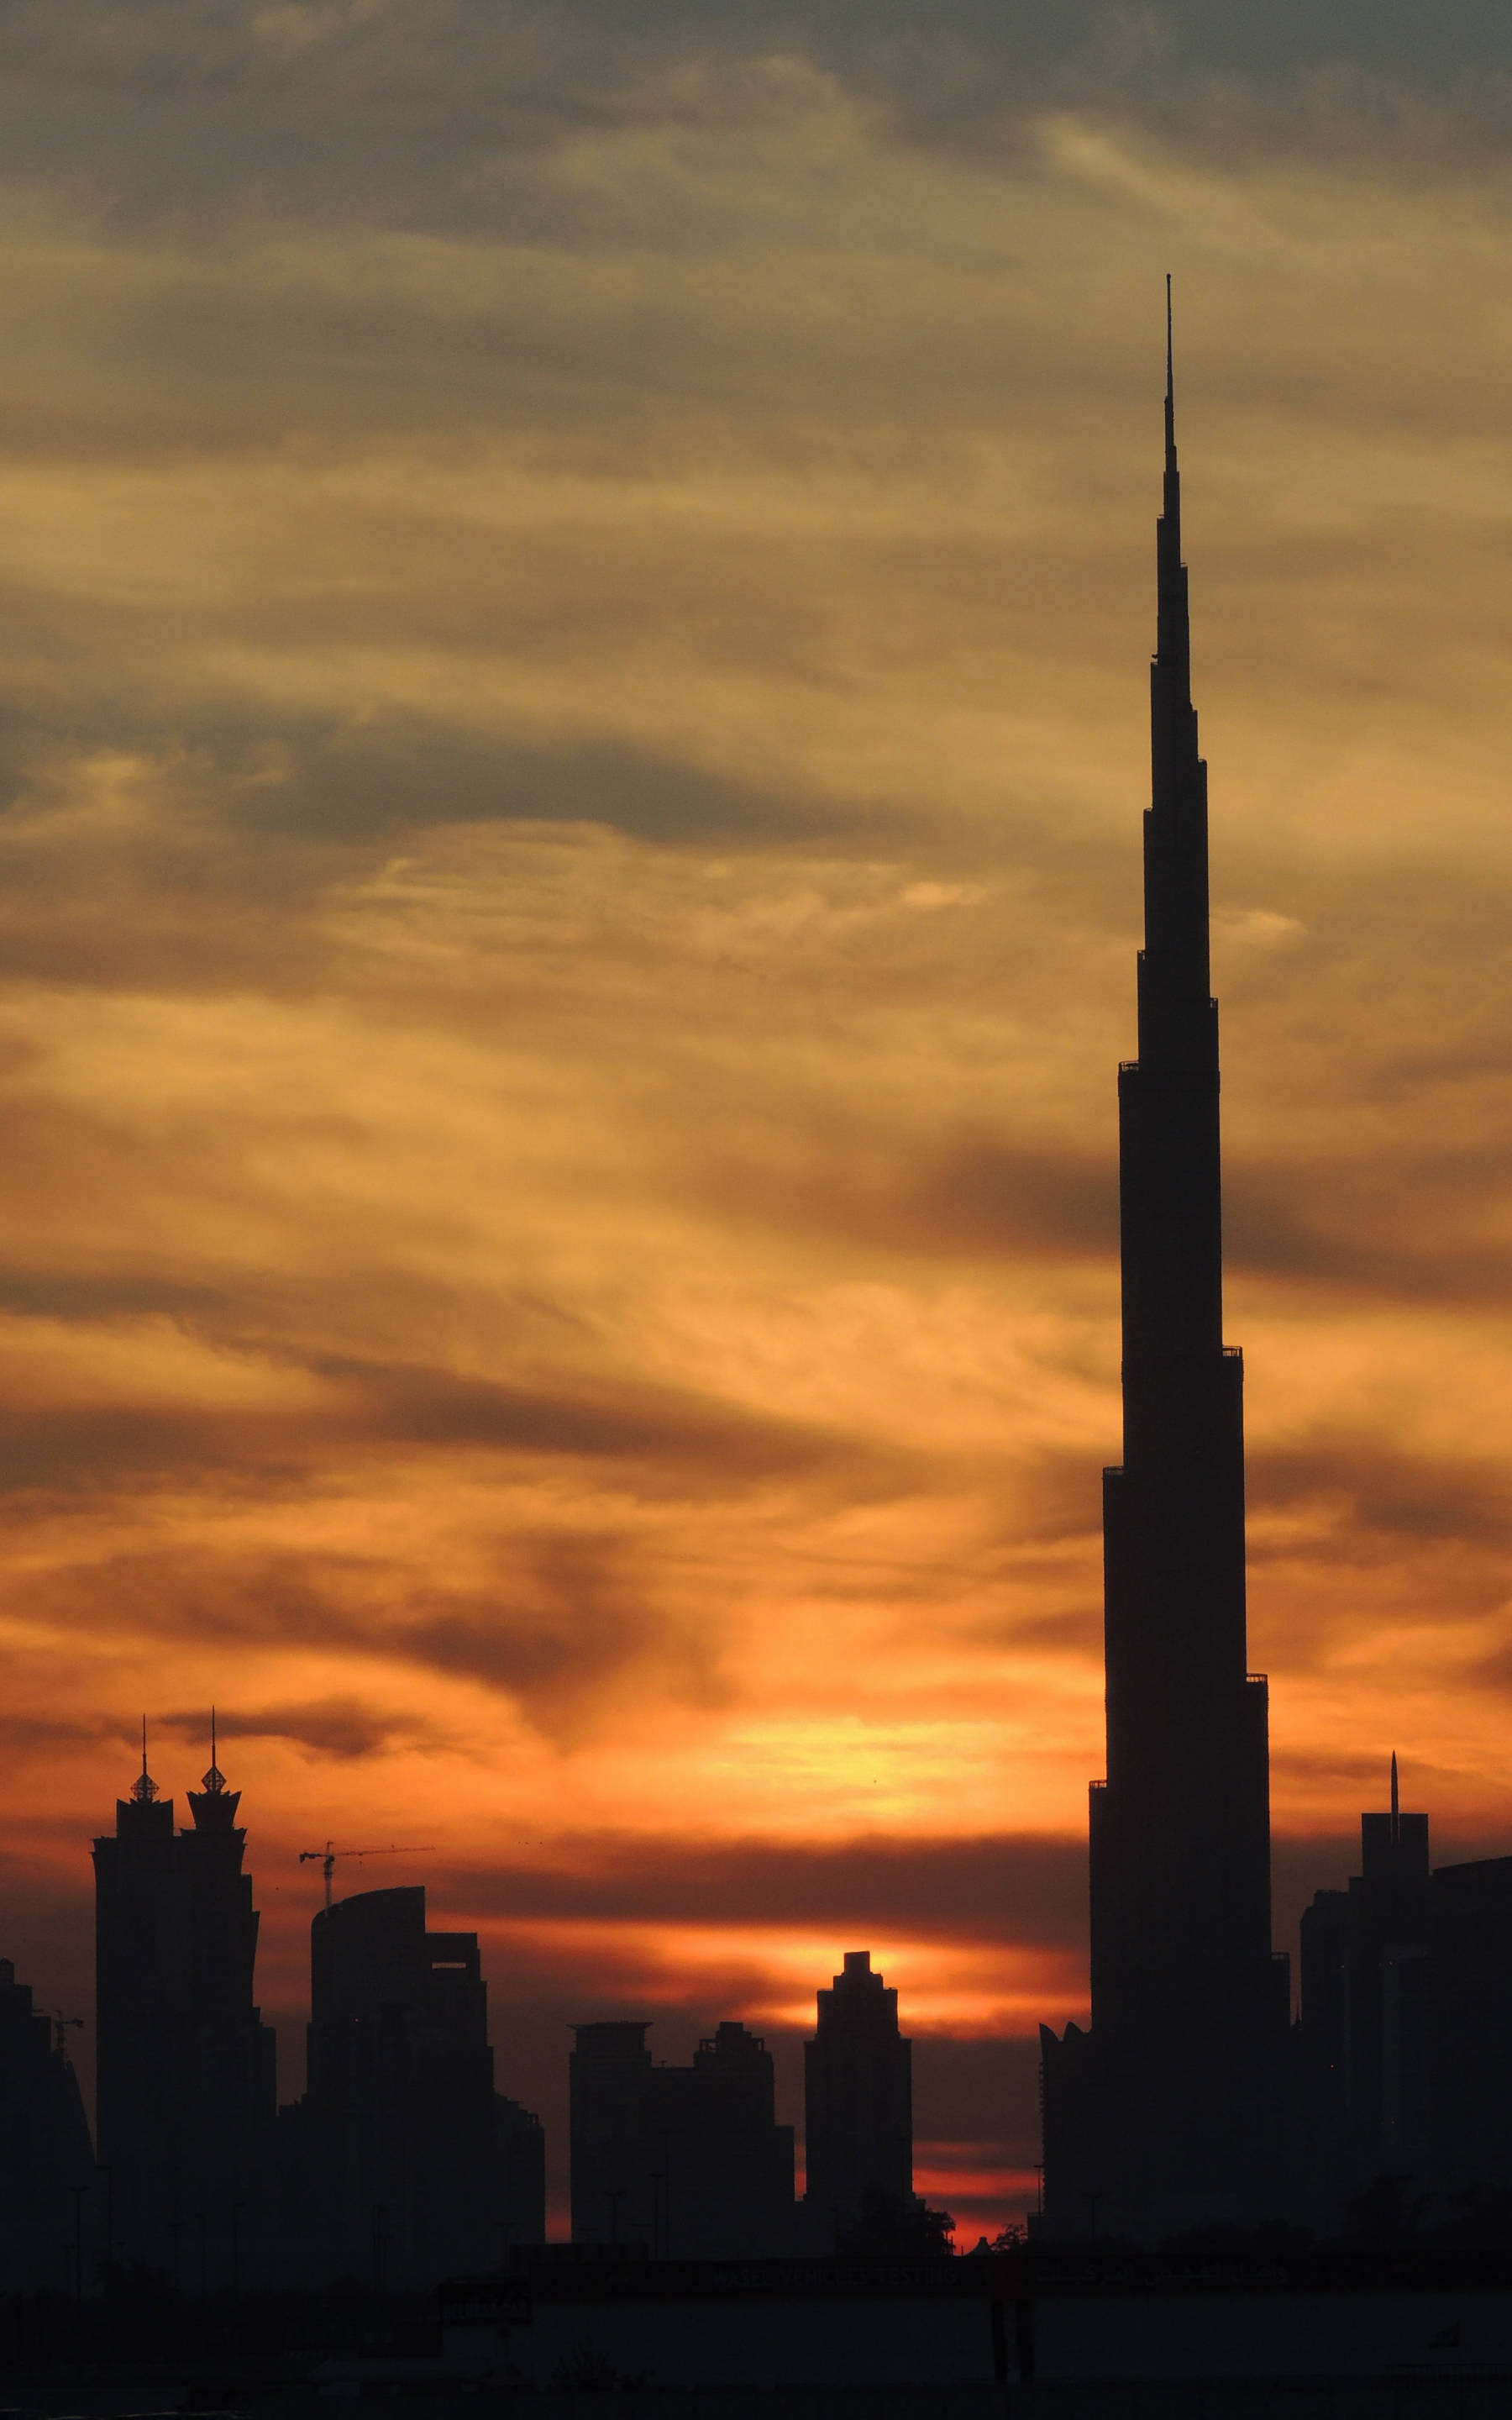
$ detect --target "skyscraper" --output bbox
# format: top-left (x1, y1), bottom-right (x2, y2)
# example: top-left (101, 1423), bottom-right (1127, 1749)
top-left (1299, 1757), bottom-right (1431, 2194)
top-left (178, 1742), bottom-right (279, 2238)
top-left (679, 2021), bottom-right (796, 2257)
top-left (93, 1728), bottom-right (276, 2276)
top-left (570, 2020), bottom-right (657, 2248)
top-left (300, 1885), bottom-right (543, 2283)
top-left (1040, 296), bottom-right (1287, 2237)
top-left (804, 1950), bottom-right (912, 2238)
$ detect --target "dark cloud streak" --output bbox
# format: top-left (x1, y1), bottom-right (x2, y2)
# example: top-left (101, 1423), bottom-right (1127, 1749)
top-left (0, 0), bottom-right (1505, 218)
top-left (456, 1827), bottom-right (1089, 1948)
top-left (0, 1349), bottom-right (894, 1499)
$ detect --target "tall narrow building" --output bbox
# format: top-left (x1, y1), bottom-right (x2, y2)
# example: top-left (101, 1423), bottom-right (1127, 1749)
top-left (94, 1728), bottom-right (276, 2276)
top-left (804, 1950), bottom-right (912, 2238)
top-left (1041, 296), bottom-right (1286, 2236)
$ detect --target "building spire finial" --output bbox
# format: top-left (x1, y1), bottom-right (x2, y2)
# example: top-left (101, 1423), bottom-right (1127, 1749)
top-left (1164, 273), bottom-right (1176, 471)
top-left (130, 1715), bottom-right (159, 1805)
top-left (202, 1702), bottom-right (226, 1797)
top-left (1390, 1749), bottom-right (1399, 1837)
top-left (1154, 276), bottom-right (1187, 696)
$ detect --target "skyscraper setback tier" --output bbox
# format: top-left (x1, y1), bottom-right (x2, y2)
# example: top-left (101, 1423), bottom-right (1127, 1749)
top-left (1040, 301), bottom-right (1287, 2238)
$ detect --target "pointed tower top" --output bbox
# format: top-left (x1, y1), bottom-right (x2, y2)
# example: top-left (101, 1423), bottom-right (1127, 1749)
top-left (1164, 273), bottom-right (1176, 471)
top-left (1152, 276), bottom-right (1189, 703)
top-left (129, 1715), bottom-right (159, 1805)
top-left (1390, 1749), bottom-right (1399, 1838)
top-left (202, 1703), bottom-right (226, 1797)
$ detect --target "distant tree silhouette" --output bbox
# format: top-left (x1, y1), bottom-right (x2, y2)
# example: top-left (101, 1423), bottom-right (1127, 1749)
top-left (965, 2223), bottom-right (1025, 2256)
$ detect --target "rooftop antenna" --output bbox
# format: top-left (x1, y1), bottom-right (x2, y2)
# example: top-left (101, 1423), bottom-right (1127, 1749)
top-left (130, 1715), bottom-right (159, 1805)
top-left (1390, 1750), bottom-right (1400, 1843)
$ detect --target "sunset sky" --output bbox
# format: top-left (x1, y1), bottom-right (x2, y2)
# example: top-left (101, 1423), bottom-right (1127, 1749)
top-left (3, 3), bottom-right (1512, 2243)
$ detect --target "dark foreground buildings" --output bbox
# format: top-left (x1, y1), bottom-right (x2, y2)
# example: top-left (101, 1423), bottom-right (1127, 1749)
top-left (569, 1951), bottom-right (918, 2255)
top-left (570, 2016), bottom-right (795, 2255)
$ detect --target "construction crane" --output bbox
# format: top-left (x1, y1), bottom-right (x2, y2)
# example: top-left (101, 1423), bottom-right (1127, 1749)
top-left (298, 1841), bottom-right (433, 1911)
top-left (50, 2011), bottom-right (84, 2058)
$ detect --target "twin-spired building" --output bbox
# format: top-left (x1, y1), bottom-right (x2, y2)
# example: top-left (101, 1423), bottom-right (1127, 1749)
top-left (92, 1741), bottom-right (543, 2284)
top-left (93, 1734), bottom-right (277, 2274)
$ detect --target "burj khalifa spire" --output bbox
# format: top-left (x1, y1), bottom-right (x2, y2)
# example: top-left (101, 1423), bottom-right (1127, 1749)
top-left (1040, 287), bottom-right (1286, 2236)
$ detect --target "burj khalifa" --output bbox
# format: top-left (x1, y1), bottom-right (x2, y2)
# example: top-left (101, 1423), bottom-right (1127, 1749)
top-left (1040, 292), bottom-right (1288, 2236)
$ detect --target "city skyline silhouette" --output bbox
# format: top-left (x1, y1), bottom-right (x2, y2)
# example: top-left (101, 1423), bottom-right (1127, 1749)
top-left (13, 315), bottom-right (1512, 2264)
top-left (2, 5), bottom-right (1512, 2269)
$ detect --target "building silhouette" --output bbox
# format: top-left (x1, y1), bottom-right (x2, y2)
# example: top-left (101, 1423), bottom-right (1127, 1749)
top-left (1039, 296), bottom-right (1287, 2238)
top-left (0, 1956), bottom-right (94, 2291)
top-left (675, 2021), bottom-right (796, 2256)
top-left (570, 2021), bottom-right (653, 2247)
top-left (570, 2017), bottom-right (795, 2255)
top-left (1422, 1856), bottom-right (1512, 2199)
top-left (804, 1950), bottom-right (912, 2241)
top-left (295, 1884), bottom-right (543, 2285)
top-left (92, 1728), bottom-right (276, 2276)
top-left (1299, 1760), bottom-right (1512, 2214)
top-left (1300, 1755), bottom-right (1431, 2193)
top-left (496, 2090), bottom-right (549, 2255)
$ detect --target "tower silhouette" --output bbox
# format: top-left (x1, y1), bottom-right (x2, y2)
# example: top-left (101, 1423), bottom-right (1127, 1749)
top-left (1041, 291), bottom-right (1286, 2235)
top-left (93, 1722), bottom-right (276, 2275)
top-left (804, 1950), bottom-right (912, 2239)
